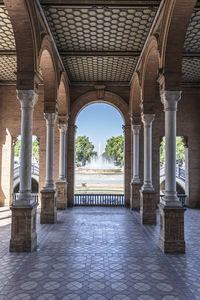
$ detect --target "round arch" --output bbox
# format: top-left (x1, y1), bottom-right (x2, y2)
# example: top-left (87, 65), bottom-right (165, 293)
top-left (57, 73), bottom-right (70, 122)
top-left (69, 91), bottom-right (130, 126)
top-left (4, 0), bottom-right (40, 90)
top-left (159, 0), bottom-right (196, 90)
top-left (129, 72), bottom-right (142, 120)
top-left (39, 36), bottom-right (58, 112)
top-left (140, 36), bottom-right (160, 113)
top-left (67, 90), bottom-right (131, 208)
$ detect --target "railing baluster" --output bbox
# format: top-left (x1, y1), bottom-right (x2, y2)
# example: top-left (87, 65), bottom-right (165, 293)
top-left (73, 194), bottom-right (125, 207)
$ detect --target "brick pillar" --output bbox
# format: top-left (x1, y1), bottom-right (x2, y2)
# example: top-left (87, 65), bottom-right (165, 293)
top-left (67, 124), bottom-right (77, 207)
top-left (1, 131), bottom-right (15, 206)
top-left (123, 124), bottom-right (131, 207)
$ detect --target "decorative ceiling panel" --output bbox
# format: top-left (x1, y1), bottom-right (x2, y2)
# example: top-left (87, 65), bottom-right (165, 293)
top-left (184, 9), bottom-right (200, 53)
top-left (182, 58), bottom-right (200, 83)
top-left (62, 56), bottom-right (137, 82)
top-left (44, 6), bottom-right (157, 52)
top-left (0, 6), bottom-right (15, 50)
top-left (0, 56), bottom-right (16, 81)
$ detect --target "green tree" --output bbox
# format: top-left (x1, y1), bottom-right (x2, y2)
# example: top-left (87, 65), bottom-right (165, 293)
top-left (103, 135), bottom-right (124, 167)
top-left (32, 139), bottom-right (39, 161)
top-left (14, 139), bottom-right (21, 157)
top-left (75, 136), bottom-right (97, 167)
top-left (160, 137), bottom-right (185, 164)
top-left (14, 139), bottom-right (39, 162)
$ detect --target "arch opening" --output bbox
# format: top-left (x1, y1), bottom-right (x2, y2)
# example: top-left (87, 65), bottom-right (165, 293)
top-left (160, 136), bottom-right (187, 202)
top-left (13, 135), bottom-right (39, 195)
top-left (74, 102), bottom-right (125, 205)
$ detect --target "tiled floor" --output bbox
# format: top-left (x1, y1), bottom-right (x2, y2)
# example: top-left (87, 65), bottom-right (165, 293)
top-left (0, 206), bottom-right (200, 300)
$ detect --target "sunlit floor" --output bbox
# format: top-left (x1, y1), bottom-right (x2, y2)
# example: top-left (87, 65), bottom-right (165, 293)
top-left (0, 206), bottom-right (200, 300)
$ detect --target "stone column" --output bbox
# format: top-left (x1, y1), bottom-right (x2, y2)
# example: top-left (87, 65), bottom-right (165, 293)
top-left (10, 90), bottom-right (38, 252)
top-left (140, 114), bottom-right (156, 224)
top-left (67, 124), bottom-right (77, 207)
top-left (130, 123), bottom-right (142, 210)
top-left (123, 124), bottom-right (132, 207)
top-left (159, 91), bottom-right (185, 253)
top-left (40, 113), bottom-right (57, 224)
top-left (56, 123), bottom-right (68, 209)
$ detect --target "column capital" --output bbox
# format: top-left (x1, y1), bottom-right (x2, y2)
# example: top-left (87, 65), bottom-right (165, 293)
top-left (17, 90), bottom-right (38, 108)
top-left (142, 114), bottom-right (155, 125)
top-left (161, 91), bottom-right (182, 111)
top-left (132, 124), bottom-right (141, 135)
top-left (44, 112), bottom-right (57, 125)
top-left (130, 114), bottom-right (141, 125)
top-left (58, 123), bottom-right (67, 133)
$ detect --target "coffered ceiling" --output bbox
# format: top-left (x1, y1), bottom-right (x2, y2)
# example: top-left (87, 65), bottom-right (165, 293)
top-left (0, 0), bottom-right (200, 85)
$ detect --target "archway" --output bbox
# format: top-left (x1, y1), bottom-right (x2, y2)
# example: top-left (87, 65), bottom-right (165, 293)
top-left (67, 90), bottom-right (131, 207)
top-left (74, 103), bottom-right (124, 204)
top-left (160, 136), bottom-right (187, 205)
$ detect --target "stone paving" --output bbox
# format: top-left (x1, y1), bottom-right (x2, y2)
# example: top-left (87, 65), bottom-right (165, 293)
top-left (0, 206), bottom-right (200, 300)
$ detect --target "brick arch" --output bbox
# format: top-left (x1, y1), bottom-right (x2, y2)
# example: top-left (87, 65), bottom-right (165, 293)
top-left (39, 36), bottom-right (58, 112)
top-left (69, 90), bottom-right (130, 126)
top-left (159, 0), bottom-right (197, 90)
top-left (57, 73), bottom-right (70, 122)
top-left (4, 0), bottom-right (40, 90)
top-left (67, 90), bottom-right (131, 208)
top-left (129, 72), bottom-right (142, 122)
top-left (140, 36), bottom-right (160, 113)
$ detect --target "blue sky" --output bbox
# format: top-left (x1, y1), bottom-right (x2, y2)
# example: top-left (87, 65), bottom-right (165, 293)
top-left (75, 103), bottom-right (124, 152)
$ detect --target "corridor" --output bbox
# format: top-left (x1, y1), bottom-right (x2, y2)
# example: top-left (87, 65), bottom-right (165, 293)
top-left (0, 207), bottom-right (200, 299)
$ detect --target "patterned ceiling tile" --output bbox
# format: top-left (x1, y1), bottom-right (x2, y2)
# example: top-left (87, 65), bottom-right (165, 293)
top-left (0, 56), bottom-right (16, 81)
top-left (184, 9), bottom-right (200, 53)
top-left (44, 6), bottom-right (157, 52)
top-left (62, 56), bottom-right (138, 82)
top-left (182, 58), bottom-right (200, 83)
top-left (0, 6), bottom-right (15, 50)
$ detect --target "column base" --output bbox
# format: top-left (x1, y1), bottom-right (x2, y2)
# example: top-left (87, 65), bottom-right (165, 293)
top-left (130, 182), bottom-right (142, 210)
top-left (55, 181), bottom-right (67, 210)
top-left (140, 190), bottom-right (157, 224)
top-left (40, 189), bottom-right (57, 224)
top-left (10, 203), bottom-right (37, 252)
top-left (159, 203), bottom-right (186, 253)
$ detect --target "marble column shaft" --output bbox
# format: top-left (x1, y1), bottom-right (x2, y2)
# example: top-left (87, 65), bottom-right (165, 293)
top-left (44, 113), bottom-right (57, 190)
top-left (58, 124), bottom-right (67, 181)
top-left (16, 90), bottom-right (38, 206)
top-left (141, 114), bottom-right (155, 192)
top-left (161, 91), bottom-right (182, 207)
top-left (132, 124), bottom-right (141, 183)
